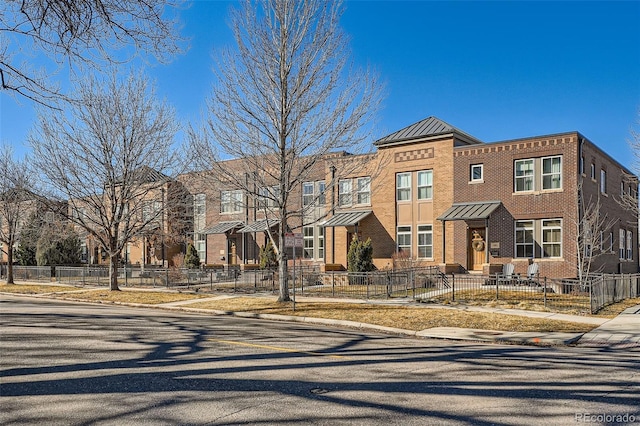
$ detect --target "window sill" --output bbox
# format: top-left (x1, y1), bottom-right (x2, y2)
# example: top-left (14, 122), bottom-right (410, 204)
top-left (512, 188), bottom-right (564, 196)
top-left (469, 180), bottom-right (484, 184)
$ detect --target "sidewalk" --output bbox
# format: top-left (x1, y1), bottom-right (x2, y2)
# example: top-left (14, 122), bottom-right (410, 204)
top-left (575, 305), bottom-right (640, 348)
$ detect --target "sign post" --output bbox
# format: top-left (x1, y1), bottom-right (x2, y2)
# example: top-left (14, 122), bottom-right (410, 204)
top-left (285, 232), bottom-right (303, 311)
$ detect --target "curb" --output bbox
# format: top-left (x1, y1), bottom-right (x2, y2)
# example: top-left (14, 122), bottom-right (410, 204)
top-left (0, 291), bottom-right (590, 347)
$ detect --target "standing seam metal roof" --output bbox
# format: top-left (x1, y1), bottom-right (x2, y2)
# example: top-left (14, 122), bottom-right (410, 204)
top-left (375, 116), bottom-right (480, 146)
top-left (437, 201), bottom-right (502, 221)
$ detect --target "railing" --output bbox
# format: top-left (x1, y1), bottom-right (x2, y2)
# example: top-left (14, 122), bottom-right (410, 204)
top-left (7, 264), bottom-right (639, 314)
top-left (7, 266), bottom-right (53, 282)
top-left (587, 274), bottom-right (640, 313)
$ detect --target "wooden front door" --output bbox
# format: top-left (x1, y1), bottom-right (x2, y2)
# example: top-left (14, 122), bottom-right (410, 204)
top-left (468, 228), bottom-right (486, 271)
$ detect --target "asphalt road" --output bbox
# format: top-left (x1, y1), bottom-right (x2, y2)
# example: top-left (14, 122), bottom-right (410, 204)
top-left (1, 294), bottom-right (639, 426)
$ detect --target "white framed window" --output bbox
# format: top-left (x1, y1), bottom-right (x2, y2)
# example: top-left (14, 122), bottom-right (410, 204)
top-left (627, 230), bottom-right (633, 260)
top-left (396, 173), bottom-right (411, 201)
top-left (619, 229), bottom-right (626, 260)
top-left (317, 181), bottom-right (326, 205)
top-left (542, 156), bottom-right (562, 189)
top-left (302, 181), bottom-right (325, 207)
top-left (542, 219), bottom-right (562, 258)
top-left (194, 193), bottom-right (206, 231)
top-left (515, 220), bottom-right (534, 258)
top-left (318, 226), bottom-right (324, 259)
top-left (303, 226), bottom-right (314, 259)
top-left (417, 225), bottom-right (433, 258)
top-left (195, 233), bottom-right (206, 263)
top-left (302, 182), bottom-right (314, 206)
top-left (515, 156), bottom-right (562, 192)
top-left (580, 155), bottom-right (584, 175)
top-left (417, 170), bottom-right (433, 200)
top-left (338, 179), bottom-right (352, 207)
top-left (470, 164), bottom-right (483, 182)
top-left (514, 159), bottom-right (534, 192)
top-left (397, 226), bottom-right (412, 256)
top-left (221, 190), bottom-right (243, 213)
top-left (600, 169), bottom-right (607, 194)
top-left (590, 163), bottom-right (596, 180)
top-left (356, 177), bottom-right (371, 205)
top-left (258, 186), bottom-right (279, 209)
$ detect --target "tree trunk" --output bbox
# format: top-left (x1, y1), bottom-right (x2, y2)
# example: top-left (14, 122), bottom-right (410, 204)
top-left (277, 235), bottom-right (290, 302)
top-left (6, 248), bottom-right (14, 284)
top-left (109, 253), bottom-right (120, 291)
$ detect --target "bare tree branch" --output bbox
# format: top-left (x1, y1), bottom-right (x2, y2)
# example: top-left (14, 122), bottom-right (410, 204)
top-left (1, 0), bottom-right (187, 107)
top-left (29, 71), bottom-right (183, 290)
top-left (190, 0), bottom-right (383, 302)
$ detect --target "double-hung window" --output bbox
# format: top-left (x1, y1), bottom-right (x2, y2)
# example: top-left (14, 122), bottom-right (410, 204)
top-left (627, 230), bottom-right (633, 260)
top-left (515, 159), bottom-right (534, 192)
top-left (221, 190), bottom-right (243, 213)
top-left (303, 226), bottom-right (314, 259)
top-left (619, 229), bottom-right (626, 260)
top-left (397, 226), bottom-right (412, 256)
top-left (417, 225), bottom-right (433, 258)
top-left (417, 170), bottom-right (433, 200)
top-left (302, 182), bottom-right (314, 207)
top-left (194, 193), bottom-right (206, 231)
top-left (338, 179), bottom-right (352, 207)
top-left (542, 156), bottom-right (562, 189)
top-left (396, 173), bottom-right (411, 201)
top-left (600, 169), bottom-right (607, 194)
top-left (515, 156), bottom-right (562, 192)
top-left (542, 219), bottom-right (562, 258)
top-left (515, 221), bottom-right (534, 258)
top-left (302, 181), bottom-right (326, 207)
top-left (356, 177), bottom-right (371, 205)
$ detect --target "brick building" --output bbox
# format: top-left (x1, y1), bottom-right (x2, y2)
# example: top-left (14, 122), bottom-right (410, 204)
top-left (176, 116), bottom-right (637, 280)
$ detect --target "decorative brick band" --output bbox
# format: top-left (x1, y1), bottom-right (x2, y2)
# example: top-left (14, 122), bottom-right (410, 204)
top-left (395, 147), bottom-right (434, 162)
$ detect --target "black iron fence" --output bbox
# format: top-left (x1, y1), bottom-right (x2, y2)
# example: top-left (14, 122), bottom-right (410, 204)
top-left (5, 265), bottom-right (639, 314)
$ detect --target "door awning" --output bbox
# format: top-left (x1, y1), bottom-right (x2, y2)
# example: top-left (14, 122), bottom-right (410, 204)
top-left (237, 219), bottom-right (278, 233)
top-left (201, 221), bottom-right (244, 234)
top-left (322, 210), bottom-right (372, 227)
top-left (437, 201), bottom-right (501, 222)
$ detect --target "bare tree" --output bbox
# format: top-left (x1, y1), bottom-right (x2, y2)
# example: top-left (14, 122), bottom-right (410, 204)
top-left (190, 0), bottom-right (382, 302)
top-left (0, 146), bottom-right (34, 284)
top-left (1, 0), bottom-right (185, 107)
top-left (29, 71), bottom-right (181, 290)
top-left (575, 181), bottom-right (617, 284)
top-left (618, 110), bottom-right (640, 218)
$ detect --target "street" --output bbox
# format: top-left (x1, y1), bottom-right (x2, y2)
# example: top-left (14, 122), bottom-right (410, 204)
top-left (1, 294), bottom-right (639, 425)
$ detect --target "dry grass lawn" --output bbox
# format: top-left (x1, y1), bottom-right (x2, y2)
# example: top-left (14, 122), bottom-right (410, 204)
top-left (188, 296), bottom-right (594, 333)
top-left (0, 283), bottom-right (79, 293)
top-left (4, 284), bottom-right (637, 333)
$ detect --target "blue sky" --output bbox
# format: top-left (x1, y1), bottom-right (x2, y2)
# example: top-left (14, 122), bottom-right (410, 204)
top-left (2, 0), bottom-right (639, 170)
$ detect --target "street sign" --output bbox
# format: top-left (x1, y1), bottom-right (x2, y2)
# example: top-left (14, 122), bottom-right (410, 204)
top-left (285, 232), bottom-right (303, 248)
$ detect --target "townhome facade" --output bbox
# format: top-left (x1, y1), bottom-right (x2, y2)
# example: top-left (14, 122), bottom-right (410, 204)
top-left (55, 116), bottom-right (635, 281)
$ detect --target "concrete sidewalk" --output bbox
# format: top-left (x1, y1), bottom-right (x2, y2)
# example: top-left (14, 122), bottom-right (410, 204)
top-left (576, 305), bottom-right (640, 348)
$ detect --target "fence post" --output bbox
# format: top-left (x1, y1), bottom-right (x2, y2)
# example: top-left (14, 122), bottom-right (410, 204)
top-left (452, 273), bottom-right (455, 302)
top-left (543, 276), bottom-right (547, 309)
top-left (332, 271), bottom-right (335, 297)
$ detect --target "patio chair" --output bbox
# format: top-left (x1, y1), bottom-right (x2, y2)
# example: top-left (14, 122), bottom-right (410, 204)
top-left (516, 262), bottom-right (539, 286)
top-left (495, 263), bottom-right (515, 285)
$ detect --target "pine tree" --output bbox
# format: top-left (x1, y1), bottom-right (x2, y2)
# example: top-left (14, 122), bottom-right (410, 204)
top-left (184, 243), bottom-right (200, 269)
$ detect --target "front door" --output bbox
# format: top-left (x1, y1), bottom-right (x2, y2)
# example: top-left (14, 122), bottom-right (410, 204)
top-left (468, 228), bottom-right (486, 271)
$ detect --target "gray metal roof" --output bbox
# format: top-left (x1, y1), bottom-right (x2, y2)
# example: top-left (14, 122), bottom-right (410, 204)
top-left (437, 201), bottom-right (501, 222)
top-left (237, 219), bottom-right (278, 233)
top-left (374, 116), bottom-right (481, 146)
top-left (201, 221), bottom-right (243, 234)
top-left (322, 210), bottom-right (372, 227)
